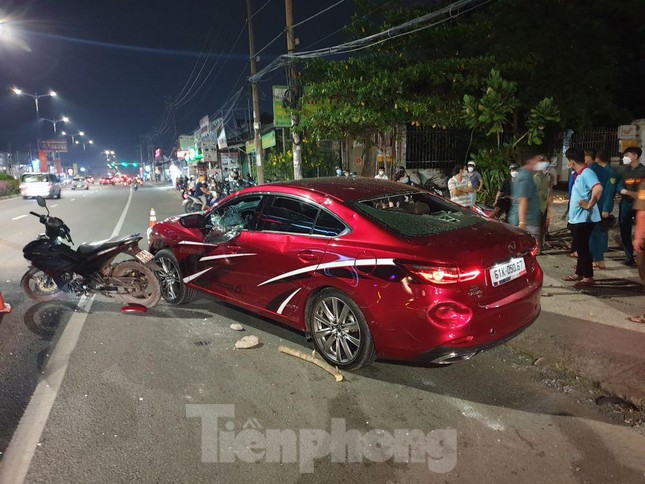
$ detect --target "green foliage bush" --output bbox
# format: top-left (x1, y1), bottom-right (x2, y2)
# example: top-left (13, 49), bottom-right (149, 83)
top-left (0, 174), bottom-right (19, 197)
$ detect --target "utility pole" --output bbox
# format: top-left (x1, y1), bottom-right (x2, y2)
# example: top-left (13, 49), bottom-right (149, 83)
top-left (285, 0), bottom-right (302, 179)
top-left (246, 0), bottom-right (265, 184)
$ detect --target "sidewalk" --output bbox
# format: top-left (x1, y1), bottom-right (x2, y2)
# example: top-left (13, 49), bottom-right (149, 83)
top-left (508, 195), bottom-right (645, 409)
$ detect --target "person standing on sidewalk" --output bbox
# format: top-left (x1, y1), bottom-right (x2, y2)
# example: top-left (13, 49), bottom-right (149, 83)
top-left (562, 148), bottom-right (603, 288)
top-left (448, 165), bottom-right (474, 207)
top-left (508, 150), bottom-right (542, 240)
top-left (534, 157), bottom-right (553, 254)
top-left (590, 150), bottom-right (617, 269)
top-left (616, 147), bottom-right (645, 267)
top-left (490, 164), bottom-right (517, 221)
top-left (627, 179), bottom-right (645, 324)
top-left (466, 161), bottom-right (483, 206)
top-left (585, 149), bottom-right (609, 266)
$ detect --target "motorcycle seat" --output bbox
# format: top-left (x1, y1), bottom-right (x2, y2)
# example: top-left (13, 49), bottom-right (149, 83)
top-left (77, 234), bottom-right (142, 256)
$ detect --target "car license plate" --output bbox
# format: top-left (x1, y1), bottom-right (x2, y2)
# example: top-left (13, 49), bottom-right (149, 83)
top-left (135, 250), bottom-right (154, 264)
top-left (489, 257), bottom-right (526, 287)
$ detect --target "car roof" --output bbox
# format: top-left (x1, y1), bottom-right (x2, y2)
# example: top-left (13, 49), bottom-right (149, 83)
top-left (256, 177), bottom-right (418, 203)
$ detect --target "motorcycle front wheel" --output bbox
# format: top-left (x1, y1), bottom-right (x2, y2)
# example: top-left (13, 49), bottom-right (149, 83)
top-left (21, 267), bottom-right (64, 302)
top-left (111, 261), bottom-right (161, 308)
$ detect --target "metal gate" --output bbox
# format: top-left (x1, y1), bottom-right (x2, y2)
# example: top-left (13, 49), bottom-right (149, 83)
top-left (405, 125), bottom-right (466, 172)
top-left (569, 128), bottom-right (619, 156)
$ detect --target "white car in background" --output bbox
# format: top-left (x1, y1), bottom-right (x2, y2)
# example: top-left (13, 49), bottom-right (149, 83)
top-left (20, 173), bottom-right (62, 199)
top-left (71, 176), bottom-right (90, 190)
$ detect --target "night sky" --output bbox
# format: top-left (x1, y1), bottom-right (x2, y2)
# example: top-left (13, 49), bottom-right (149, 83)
top-left (0, 0), bottom-right (356, 170)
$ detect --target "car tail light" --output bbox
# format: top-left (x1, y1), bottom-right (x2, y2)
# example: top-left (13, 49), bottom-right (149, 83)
top-left (405, 265), bottom-right (481, 285)
top-left (427, 302), bottom-right (473, 329)
top-left (529, 238), bottom-right (539, 257)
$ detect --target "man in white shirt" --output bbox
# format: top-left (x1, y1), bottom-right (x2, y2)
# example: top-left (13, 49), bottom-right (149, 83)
top-left (374, 166), bottom-right (388, 180)
top-left (448, 165), bottom-right (474, 207)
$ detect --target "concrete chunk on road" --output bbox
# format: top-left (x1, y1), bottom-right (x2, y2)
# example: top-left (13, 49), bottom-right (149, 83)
top-left (234, 335), bottom-right (260, 349)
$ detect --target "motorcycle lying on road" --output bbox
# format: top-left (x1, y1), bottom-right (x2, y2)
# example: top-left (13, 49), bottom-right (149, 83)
top-left (21, 196), bottom-right (161, 307)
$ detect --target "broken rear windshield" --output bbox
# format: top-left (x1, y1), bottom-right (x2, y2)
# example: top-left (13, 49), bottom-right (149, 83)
top-left (352, 191), bottom-right (483, 237)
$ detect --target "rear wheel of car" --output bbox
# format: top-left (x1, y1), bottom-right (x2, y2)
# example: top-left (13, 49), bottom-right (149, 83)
top-left (309, 288), bottom-right (376, 370)
top-left (154, 249), bottom-right (197, 304)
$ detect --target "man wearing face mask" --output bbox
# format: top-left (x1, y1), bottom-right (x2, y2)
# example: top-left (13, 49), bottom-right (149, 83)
top-left (490, 164), bottom-right (517, 220)
top-left (616, 147), bottom-right (645, 267)
top-left (508, 150), bottom-right (542, 240)
top-left (374, 166), bottom-right (389, 180)
top-left (466, 161), bottom-right (483, 206)
top-left (533, 156), bottom-right (553, 254)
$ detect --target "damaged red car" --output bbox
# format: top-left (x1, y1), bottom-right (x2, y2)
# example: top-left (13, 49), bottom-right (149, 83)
top-left (148, 177), bottom-right (542, 369)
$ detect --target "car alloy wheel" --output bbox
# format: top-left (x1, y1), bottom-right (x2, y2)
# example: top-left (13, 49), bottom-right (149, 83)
top-left (310, 289), bottom-right (376, 369)
top-left (154, 249), bottom-right (196, 304)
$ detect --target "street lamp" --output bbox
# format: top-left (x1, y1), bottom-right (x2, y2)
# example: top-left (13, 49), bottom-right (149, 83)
top-left (74, 133), bottom-right (92, 151)
top-left (104, 150), bottom-right (116, 163)
top-left (41, 115), bottom-right (69, 133)
top-left (12, 87), bottom-right (57, 119)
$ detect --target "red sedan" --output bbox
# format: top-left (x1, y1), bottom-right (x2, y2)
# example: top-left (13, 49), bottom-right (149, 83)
top-left (148, 178), bottom-right (542, 369)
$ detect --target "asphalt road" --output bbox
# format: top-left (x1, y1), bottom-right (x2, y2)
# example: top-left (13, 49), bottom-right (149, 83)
top-left (0, 183), bottom-right (643, 483)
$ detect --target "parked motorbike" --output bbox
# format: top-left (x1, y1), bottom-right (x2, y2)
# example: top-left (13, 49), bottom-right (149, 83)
top-left (21, 196), bottom-right (161, 307)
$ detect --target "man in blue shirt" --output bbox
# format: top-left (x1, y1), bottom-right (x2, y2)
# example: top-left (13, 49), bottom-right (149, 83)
top-left (589, 150), bottom-right (617, 269)
top-left (508, 150), bottom-right (542, 241)
top-left (563, 148), bottom-right (603, 288)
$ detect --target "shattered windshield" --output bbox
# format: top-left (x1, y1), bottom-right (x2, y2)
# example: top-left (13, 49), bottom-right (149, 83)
top-left (353, 191), bottom-right (483, 237)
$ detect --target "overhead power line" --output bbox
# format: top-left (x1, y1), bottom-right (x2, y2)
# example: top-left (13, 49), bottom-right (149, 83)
top-left (254, 0), bottom-right (347, 60)
top-left (249, 0), bottom-right (493, 83)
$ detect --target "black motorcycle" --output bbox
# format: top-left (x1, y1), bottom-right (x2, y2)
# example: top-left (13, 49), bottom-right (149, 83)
top-left (21, 196), bottom-right (161, 307)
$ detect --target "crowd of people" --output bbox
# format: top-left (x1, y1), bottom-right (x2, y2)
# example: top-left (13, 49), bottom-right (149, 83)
top-left (448, 146), bottom-right (643, 323)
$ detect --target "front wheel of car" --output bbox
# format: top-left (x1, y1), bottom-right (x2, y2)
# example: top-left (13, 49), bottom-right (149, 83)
top-left (309, 289), bottom-right (376, 370)
top-left (154, 249), bottom-right (197, 304)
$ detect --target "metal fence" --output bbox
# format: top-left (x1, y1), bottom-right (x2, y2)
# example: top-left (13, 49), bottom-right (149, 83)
top-left (569, 128), bottom-right (619, 157)
top-left (405, 126), bottom-right (467, 172)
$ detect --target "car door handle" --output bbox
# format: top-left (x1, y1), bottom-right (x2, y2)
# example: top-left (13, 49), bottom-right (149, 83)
top-left (298, 250), bottom-right (319, 263)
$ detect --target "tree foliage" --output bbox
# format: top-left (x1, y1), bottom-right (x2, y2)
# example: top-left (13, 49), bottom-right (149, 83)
top-left (297, 0), bottom-right (642, 146)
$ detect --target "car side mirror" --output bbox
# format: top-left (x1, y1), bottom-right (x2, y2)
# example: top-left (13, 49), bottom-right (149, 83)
top-left (180, 213), bottom-right (203, 229)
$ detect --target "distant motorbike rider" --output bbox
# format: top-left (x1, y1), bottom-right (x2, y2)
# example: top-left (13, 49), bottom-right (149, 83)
top-left (194, 175), bottom-right (211, 211)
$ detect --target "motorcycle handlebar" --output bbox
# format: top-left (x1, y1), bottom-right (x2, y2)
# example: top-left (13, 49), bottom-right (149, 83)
top-left (29, 211), bottom-right (41, 218)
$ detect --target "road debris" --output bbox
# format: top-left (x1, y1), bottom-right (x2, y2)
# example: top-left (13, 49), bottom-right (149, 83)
top-left (235, 335), bottom-right (261, 349)
top-left (278, 346), bottom-right (343, 382)
top-left (229, 323), bottom-right (244, 331)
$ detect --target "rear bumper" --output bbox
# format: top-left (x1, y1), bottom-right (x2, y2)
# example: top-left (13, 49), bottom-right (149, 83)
top-left (414, 317), bottom-right (536, 365)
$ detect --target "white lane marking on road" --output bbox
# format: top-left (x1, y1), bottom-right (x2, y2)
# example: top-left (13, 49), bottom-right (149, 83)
top-left (70, 199), bottom-right (76, 202)
top-left (111, 187), bottom-right (134, 238)
top-left (50, 204), bottom-right (59, 208)
top-left (11, 215), bottom-right (28, 220)
top-left (0, 189), bottom-right (134, 484)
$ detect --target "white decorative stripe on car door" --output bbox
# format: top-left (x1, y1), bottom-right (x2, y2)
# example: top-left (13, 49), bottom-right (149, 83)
top-left (178, 241), bottom-right (221, 247)
top-left (200, 253), bottom-right (257, 262)
top-left (257, 258), bottom-right (396, 287)
top-left (277, 287), bottom-right (303, 315)
top-left (183, 267), bottom-right (213, 283)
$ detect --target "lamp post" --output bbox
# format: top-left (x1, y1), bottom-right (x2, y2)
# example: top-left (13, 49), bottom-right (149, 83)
top-left (41, 115), bottom-right (69, 133)
top-left (12, 87), bottom-right (57, 120)
top-left (74, 135), bottom-right (93, 151)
